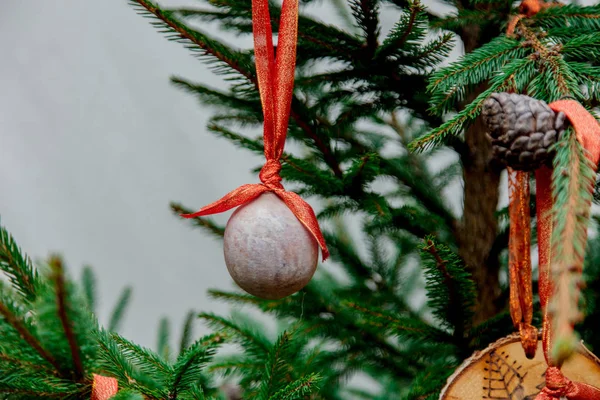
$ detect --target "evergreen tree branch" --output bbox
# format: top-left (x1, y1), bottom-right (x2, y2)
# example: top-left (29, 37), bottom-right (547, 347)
top-left (170, 204), bottom-right (225, 238)
top-left (109, 286), bottom-right (133, 333)
top-left (129, 0), bottom-right (254, 82)
top-left (270, 374), bottom-right (320, 400)
top-left (0, 300), bottom-right (61, 373)
top-left (179, 310), bottom-right (196, 355)
top-left (49, 255), bottom-right (84, 382)
top-left (81, 266), bottom-right (96, 312)
top-left (549, 128), bottom-right (595, 363)
top-left (0, 221), bottom-right (38, 302)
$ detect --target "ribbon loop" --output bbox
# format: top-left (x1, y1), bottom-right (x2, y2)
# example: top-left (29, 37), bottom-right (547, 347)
top-left (182, 0), bottom-right (329, 260)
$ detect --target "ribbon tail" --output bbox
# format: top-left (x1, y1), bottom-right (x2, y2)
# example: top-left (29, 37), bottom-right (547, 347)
top-left (549, 100), bottom-right (600, 166)
top-left (535, 166), bottom-right (554, 364)
top-left (565, 382), bottom-right (600, 399)
top-left (276, 191), bottom-right (329, 261)
top-left (181, 184), bottom-right (268, 218)
top-left (91, 374), bottom-right (118, 400)
top-left (507, 168), bottom-right (537, 358)
top-left (273, 0), bottom-right (299, 154)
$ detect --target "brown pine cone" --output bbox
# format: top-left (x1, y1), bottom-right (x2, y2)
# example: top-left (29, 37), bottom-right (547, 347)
top-left (481, 93), bottom-right (567, 171)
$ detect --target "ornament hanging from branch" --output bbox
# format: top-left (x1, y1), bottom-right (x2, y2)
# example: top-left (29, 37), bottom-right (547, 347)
top-left (439, 334), bottom-right (600, 400)
top-left (442, 0), bottom-right (600, 396)
top-left (480, 93), bottom-right (600, 399)
top-left (182, 0), bottom-right (328, 299)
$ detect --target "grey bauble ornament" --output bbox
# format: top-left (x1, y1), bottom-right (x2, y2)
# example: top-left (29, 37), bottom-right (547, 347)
top-left (482, 92), bottom-right (568, 171)
top-left (223, 192), bottom-right (319, 299)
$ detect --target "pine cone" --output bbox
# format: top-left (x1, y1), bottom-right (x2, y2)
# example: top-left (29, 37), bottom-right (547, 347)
top-left (482, 93), bottom-right (567, 171)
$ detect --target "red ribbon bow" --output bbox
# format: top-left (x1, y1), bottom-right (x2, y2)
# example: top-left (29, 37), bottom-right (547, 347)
top-left (182, 0), bottom-right (328, 260)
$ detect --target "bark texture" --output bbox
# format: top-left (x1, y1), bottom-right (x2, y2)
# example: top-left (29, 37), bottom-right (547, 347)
top-left (458, 27), bottom-right (504, 325)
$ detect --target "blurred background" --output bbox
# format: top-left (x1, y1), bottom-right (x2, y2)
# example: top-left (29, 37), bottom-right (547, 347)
top-left (3, 0), bottom-right (591, 349)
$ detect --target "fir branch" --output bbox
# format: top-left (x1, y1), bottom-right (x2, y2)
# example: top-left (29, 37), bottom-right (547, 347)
top-left (257, 332), bottom-right (291, 400)
top-left (108, 286), bottom-right (133, 333)
top-left (96, 330), bottom-right (162, 398)
top-left (179, 310), bottom-right (196, 355)
top-left (349, 0), bottom-right (380, 55)
top-left (375, 1), bottom-right (426, 61)
top-left (548, 128), bottom-right (595, 363)
top-left (0, 300), bottom-right (61, 373)
top-left (49, 255), bottom-right (84, 382)
top-left (81, 266), bottom-right (96, 312)
top-left (411, 57), bottom-right (536, 151)
top-left (170, 333), bottom-right (225, 397)
top-left (170, 77), bottom-right (261, 117)
top-left (110, 332), bottom-right (172, 378)
top-left (170, 203), bottom-right (225, 238)
top-left (344, 302), bottom-right (452, 342)
top-left (198, 313), bottom-right (270, 355)
top-left (533, 4), bottom-right (600, 30)
top-left (0, 221), bottom-right (38, 302)
top-left (129, 0), bottom-right (254, 82)
top-left (427, 36), bottom-right (523, 109)
top-left (421, 237), bottom-right (476, 342)
top-left (157, 317), bottom-right (171, 362)
top-left (269, 374), bottom-right (320, 400)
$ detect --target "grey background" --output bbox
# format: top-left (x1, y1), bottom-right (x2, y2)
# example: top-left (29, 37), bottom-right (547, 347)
top-left (2, 0), bottom-right (590, 350)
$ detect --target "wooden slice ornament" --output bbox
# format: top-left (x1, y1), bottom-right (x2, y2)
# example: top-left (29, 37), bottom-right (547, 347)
top-left (439, 334), bottom-right (600, 400)
top-left (442, 1), bottom-right (600, 399)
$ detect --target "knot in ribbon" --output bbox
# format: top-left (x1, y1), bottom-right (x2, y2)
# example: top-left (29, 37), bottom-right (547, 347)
top-left (542, 367), bottom-right (572, 397)
top-left (259, 159), bottom-right (283, 189)
top-left (181, 0), bottom-right (329, 260)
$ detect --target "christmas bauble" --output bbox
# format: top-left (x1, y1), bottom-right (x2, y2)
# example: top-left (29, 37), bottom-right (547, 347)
top-left (223, 192), bottom-right (319, 299)
top-left (439, 334), bottom-right (600, 400)
top-left (482, 93), bottom-right (567, 171)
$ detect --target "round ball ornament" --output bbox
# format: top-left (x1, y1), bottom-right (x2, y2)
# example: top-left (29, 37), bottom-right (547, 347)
top-left (181, 0), bottom-right (328, 300)
top-left (439, 334), bottom-right (600, 400)
top-left (224, 193), bottom-right (318, 299)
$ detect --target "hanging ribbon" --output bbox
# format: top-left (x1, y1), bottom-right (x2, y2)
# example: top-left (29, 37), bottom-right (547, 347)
top-left (181, 0), bottom-right (329, 260)
top-left (91, 374), bottom-right (118, 400)
top-left (507, 168), bottom-right (537, 359)
top-left (532, 100), bottom-right (600, 400)
top-left (503, 3), bottom-right (600, 398)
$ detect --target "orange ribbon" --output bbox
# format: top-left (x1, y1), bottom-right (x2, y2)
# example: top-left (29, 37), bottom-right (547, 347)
top-left (91, 374), bottom-right (118, 400)
top-left (181, 0), bottom-right (329, 260)
top-left (507, 168), bottom-right (538, 359)
top-left (531, 101), bottom-right (600, 400)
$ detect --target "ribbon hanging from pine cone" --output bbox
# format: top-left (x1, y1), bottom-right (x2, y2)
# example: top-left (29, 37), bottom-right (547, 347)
top-left (532, 100), bottom-right (600, 400)
top-left (91, 374), bottom-right (118, 400)
top-left (502, 3), bottom-right (600, 397)
top-left (181, 0), bottom-right (329, 260)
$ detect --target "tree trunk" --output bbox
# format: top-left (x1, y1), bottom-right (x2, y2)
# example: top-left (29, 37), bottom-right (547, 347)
top-left (458, 25), bottom-right (503, 325)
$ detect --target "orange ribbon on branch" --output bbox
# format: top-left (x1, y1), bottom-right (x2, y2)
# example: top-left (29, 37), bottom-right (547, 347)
top-left (91, 374), bottom-right (118, 400)
top-left (181, 0), bottom-right (329, 260)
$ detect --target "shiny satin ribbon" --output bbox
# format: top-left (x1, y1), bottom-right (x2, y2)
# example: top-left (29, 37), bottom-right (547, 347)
top-left (181, 0), bottom-right (329, 260)
top-left (503, 2), bottom-right (600, 396)
top-left (91, 374), bottom-right (118, 400)
top-left (532, 100), bottom-right (600, 400)
top-left (507, 168), bottom-right (538, 359)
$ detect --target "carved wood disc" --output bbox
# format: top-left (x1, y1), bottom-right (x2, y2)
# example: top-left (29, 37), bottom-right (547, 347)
top-left (439, 333), bottom-right (600, 400)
